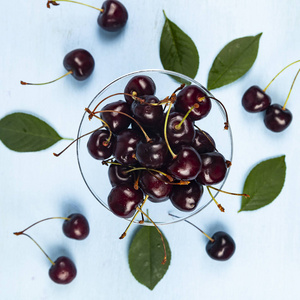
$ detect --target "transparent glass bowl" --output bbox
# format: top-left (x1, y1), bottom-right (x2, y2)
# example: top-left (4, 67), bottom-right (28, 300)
top-left (76, 69), bottom-right (233, 225)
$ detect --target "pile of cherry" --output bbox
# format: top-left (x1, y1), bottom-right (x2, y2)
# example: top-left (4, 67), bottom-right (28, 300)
top-left (86, 75), bottom-right (230, 219)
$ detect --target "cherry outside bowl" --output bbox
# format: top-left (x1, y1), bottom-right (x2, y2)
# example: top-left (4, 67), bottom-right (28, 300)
top-left (76, 69), bottom-right (233, 225)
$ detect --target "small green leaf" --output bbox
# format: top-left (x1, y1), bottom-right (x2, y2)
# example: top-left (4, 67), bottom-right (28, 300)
top-left (239, 155), bottom-right (286, 212)
top-left (160, 11), bottom-right (199, 83)
top-left (207, 33), bottom-right (262, 90)
top-left (129, 226), bottom-right (171, 290)
top-left (0, 112), bottom-right (63, 152)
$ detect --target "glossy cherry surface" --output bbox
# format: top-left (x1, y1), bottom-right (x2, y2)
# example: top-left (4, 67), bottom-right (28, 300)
top-left (87, 129), bottom-right (114, 160)
top-left (264, 104), bottom-right (292, 132)
top-left (206, 231), bottom-right (235, 261)
top-left (63, 49), bottom-right (95, 81)
top-left (192, 130), bottom-right (216, 154)
top-left (100, 100), bottom-right (131, 134)
top-left (167, 146), bottom-right (202, 181)
top-left (170, 180), bottom-right (203, 211)
top-left (62, 213), bottom-right (90, 240)
top-left (242, 85), bottom-right (271, 112)
top-left (196, 152), bottom-right (227, 185)
top-left (108, 163), bottom-right (133, 186)
top-left (175, 85), bottom-right (211, 121)
top-left (97, 0), bottom-right (128, 32)
top-left (108, 184), bottom-right (143, 218)
top-left (124, 75), bottom-right (156, 105)
top-left (49, 256), bottom-right (77, 284)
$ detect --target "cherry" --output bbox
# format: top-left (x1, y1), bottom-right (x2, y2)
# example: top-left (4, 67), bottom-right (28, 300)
top-left (87, 129), bottom-right (115, 160)
top-left (108, 184), bottom-right (144, 218)
top-left (206, 231), bottom-right (235, 261)
top-left (170, 180), bottom-right (203, 211)
top-left (165, 112), bottom-right (195, 148)
top-left (196, 152), bottom-right (227, 185)
top-left (264, 104), bottom-right (292, 132)
top-left (62, 213), bottom-right (90, 240)
top-left (21, 48), bottom-right (94, 85)
top-left (131, 95), bottom-right (164, 130)
top-left (192, 129), bottom-right (216, 154)
top-left (100, 100), bottom-right (132, 134)
top-left (108, 163), bottom-right (134, 186)
top-left (175, 85), bottom-right (211, 121)
top-left (167, 146), bottom-right (202, 181)
top-left (49, 256), bottom-right (77, 284)
top-left (139, 171), bottom-right (172, 202)
top-left (97, 0), bottom-right (128, 32)
top-left (241, 85), bottom-right (271, 112)
top-left (113, 129), bottom-right (141, 165)
top-left (63, 49), bottom-right (95, 81)
top-left (136, 136), bottom-right (168, 169)
top-left (124, 75), bottom-right (156, 105)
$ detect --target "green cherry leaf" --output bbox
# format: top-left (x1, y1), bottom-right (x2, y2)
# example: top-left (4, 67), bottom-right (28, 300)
top-left (207, 33), bottom-right (262, 90)
top-left (239, 155), bottom-right (286, 212)
top-left (0, 112), bottom-right (64, 152)
top-left (128, 226), bottom-right (171, 290)
top-left (160, 11), bottom-right (199, 83)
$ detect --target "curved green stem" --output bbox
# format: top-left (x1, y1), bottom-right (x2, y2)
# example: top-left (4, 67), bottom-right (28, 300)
top-left (47, 0), bottom-right (103, 12)
top-left (21, 70), bottom-right (72, 86)
top-left (283, 67), bottom-right (300, 110)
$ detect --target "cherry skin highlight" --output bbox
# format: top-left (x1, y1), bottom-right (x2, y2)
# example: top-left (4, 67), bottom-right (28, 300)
top-left (62, 213), bottom-right (90, 240)
top-left (242, 85), bottom-right (271, 112)
top-left (264, 104), bottom-right (292, 132)
top-left (49, 256), bottom-right (77, 284)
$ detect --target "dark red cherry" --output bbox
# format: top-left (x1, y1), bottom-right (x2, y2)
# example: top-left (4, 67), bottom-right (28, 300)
top-left (100, 100), bottom-right (131, 134)
top-left (62, 214), bottom-right (90, 240)
top-left (170, 180), bottom-right (203, 211)
top-left (97, 0), bottom-right (128, 32)
top-left (49, 256), bottom-right (77, 284)
top-left (87, 129), bottom-right (114, 160)
top-left (206, 231), bottom-right (235, 261)
top-left (63, 49), bottom-right (95, 81)
top-left (196, 152), bottom-right (227, 185)
top-left (167, 146), bottom-right (202, 181)
top-left (140, 171), bottom-right (172, 202)
top-left (175, 85), bottom-right (211, 121)
top-left (113, 129), bottom-right (141, 165)
top-left (166, 112), bottom-right (195, 148)
top-left (192, 130), bottom-right (216, 154)
top-left (108, 163), bottom-right (133, 186)
top-left (136, 137), bottom-right (168, 169)
top-left (131, 95), bottom-right (164, 129)
top-left (108, 184), bottom-right (143, 218)
top-left (242, 85), bottom-right (271, 112)
top-left (264, 104), bottom-right (292, 132)
top-left (124, 75), bottom-right (156, 105)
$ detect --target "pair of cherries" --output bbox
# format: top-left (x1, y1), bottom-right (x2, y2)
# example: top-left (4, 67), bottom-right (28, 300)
top-left (14, 213), bottom-right (89, 284)
top-left (242, 60), bottom-right (300, 132)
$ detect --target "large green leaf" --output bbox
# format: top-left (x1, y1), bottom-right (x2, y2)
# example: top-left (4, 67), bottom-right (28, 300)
top-left (0, 112), bottom-right (63, 152)
top-left (128, 226), bottom-right (171, 290)
top-left (207, 33), bottom-right (262, 90)
top-left (239, 156), bottom-right (286, 212)
top-left (160, 11), bottom-right (199, 83)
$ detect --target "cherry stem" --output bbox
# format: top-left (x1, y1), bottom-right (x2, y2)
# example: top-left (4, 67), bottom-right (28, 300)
top-left (53, 125), bottom-right (104, 157)
top-left (148, 170), bottom-right (189, 186)
top-left (208, 186), bottom-right (249, 198)
top-left (175, 104), bottom-right (199, 130)
top-left (125, 167), bottom-right (174, 182)
top-left (135, 207), bottom-right (167, 265)
top-left (47, 0), bottom-right (103, 12)
top-left (21, 70), bottom-right (73, 86)
top-left (206, 186), bottom-right (225, 212)
top-left (14, 233), bottom-right (55, 266)
top-left (164, 103), bottom-right (177, 159)
top-left (102, 159), bottom-right (121, 166)
top-left (90, 93), bottom-right (145, 118)
top-left (283, 67), bottom-right (300, 110)
top-left (13, 217), bottom-right (70, 236)
top-left (194, 124), bottom-right (218, 152)
top-left (168, 213), bottom-right (214, 242)
top-left (263, 59), bottom-right (300, 92)
top-left (207, 97), bottom-right (229, 130)
top-left (88, 108), bottom-right (151, 142)
top-left (119, 195), bottom-right (149, 239)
